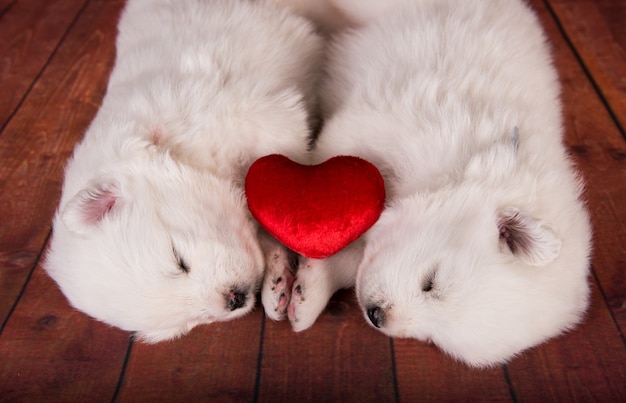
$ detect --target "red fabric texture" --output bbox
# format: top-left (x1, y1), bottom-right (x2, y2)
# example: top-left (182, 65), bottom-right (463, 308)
top-left (245, 154), bottom-right (386, 259)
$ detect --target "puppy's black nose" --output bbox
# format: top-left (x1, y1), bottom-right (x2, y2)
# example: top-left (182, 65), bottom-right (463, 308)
top-left (227, 290), bottom-right (247, 311)
top-left (366, 306), bottom-right (384, 328)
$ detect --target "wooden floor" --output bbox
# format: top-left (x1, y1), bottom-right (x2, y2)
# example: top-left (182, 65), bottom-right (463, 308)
top-left (1, 0), bottom-right (625, 401)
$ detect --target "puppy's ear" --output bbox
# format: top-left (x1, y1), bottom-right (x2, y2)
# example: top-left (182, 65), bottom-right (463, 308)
top-left (498, 207), bottom-right (561, 266)
top-left (61, 179), bottom-right (120, 235)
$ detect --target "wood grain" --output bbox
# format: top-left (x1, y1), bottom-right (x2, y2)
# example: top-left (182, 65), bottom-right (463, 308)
top-left (394, 339), bottom-right (512, 402)
top-left (0, 0), bottom-right (17, 18)
top-left (539, 0), bottom-right (626, 333)
top-left (0, 0), bottom-right (123, 326)
top-left (257, 290), bottom-right (397, 401)
top-left (508, 282), bottom-right (626, 402)
top-left (547, 0), bottom-right (626, 131)
top-left (0, 265), bottom-right (131, 401)
top-left (0, 0), bottom-right (87, 128)
top-left (116, 310), bottom-right (264, 402)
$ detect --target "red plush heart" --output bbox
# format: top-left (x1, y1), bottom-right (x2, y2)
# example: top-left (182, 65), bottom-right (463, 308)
top-left (245, 154), bottom-right (386, 259)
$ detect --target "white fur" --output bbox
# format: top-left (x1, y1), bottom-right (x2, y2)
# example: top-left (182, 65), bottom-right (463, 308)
top-left (303, 0), bottom-right (592, 367)
top-left (267, 0), bottom-right (355, 34)
top-left (44, 0), bottom-right (323, 342)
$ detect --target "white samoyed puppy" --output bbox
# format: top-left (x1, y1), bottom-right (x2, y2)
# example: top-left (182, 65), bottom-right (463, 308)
top-left (44, 0), bottom-right (323, 342)
top-left (292, 0), bottom-right (593, 367)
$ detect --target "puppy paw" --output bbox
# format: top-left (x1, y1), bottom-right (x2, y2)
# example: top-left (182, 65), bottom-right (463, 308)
top-left (262, 263), bottom-right (295, 321)
top-left (260, 235), bottom-right (297, 321)
top-left (287, 257), bottom-right (334, 332)
top-left (287, 240), bottom-right (364, 331)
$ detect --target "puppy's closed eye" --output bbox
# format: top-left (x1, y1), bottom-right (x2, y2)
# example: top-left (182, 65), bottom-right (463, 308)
top-left (422, 270), bottom-right (436, 292)
top-left (173, 247), bottom-right (190, 274)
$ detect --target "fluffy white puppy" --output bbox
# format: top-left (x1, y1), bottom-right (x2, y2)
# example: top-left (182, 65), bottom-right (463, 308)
top-left (301, 0), bottom-right (593, 366)
top-left (44, 0), bottom-right (323, 342)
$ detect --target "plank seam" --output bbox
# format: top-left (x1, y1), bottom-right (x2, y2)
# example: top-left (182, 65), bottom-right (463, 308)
top-left (389, 338), bottom-right (400, 403)
top-left (253, 314), bottom-right (266, 403)
top-left (543, 0), bottom-right (626, 354)
top-left (111, 333), bottom-right (135, 403)
top-left (503, 364), bottom-right (519, 403)
top-left (590, 266), bottom-right (626, 349)
top-left (542, 0), bottom-right (626, 140)
top-left (0, 0), bottom-right (91, 341)
top-left (0, 230), bottom-right (52, 335)
top-left (0, 0), bottom-right (91, 136)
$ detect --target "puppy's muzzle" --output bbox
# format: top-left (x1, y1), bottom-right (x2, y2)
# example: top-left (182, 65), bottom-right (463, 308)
top-left (366, 306), bottom-right (385, 328)
top-left (227, 289), bottom-right (247, 311)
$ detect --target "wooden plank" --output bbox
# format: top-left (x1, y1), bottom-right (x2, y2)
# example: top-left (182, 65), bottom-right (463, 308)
top-left (257, 290), bottom-right (397, 401)
top-left (546, 0), bottom-right (626, 131)
top-left (507, 282), bottom-right (626, 402)
top-left (505, 0), bottom-right (626, 400)
top-left (0, 265), bottom-right (131, 401)
top-left (533, 0), bottom-right (626, 333)
top-left (0, 0), bottom-right (88, 128)
top-left (0, 5), bottom-right (129, 399)
top-left (0, 0), bottom-right (16, 17)
top-left (394, 339), bottom-right (512, 401)
top-left (116, 311), bottom-right (263, 402)
top-left (0, 0), bottom-right (123, 326)
top-left (542, 0), bottom-right (626, 334)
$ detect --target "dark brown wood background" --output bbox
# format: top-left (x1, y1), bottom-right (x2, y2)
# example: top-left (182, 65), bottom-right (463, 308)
top-left (0, 0), bottom-right (624, 401)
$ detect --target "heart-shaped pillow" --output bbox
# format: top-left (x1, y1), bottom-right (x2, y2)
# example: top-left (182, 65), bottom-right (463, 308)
top-left (245, 154), bottom-right (385, 259)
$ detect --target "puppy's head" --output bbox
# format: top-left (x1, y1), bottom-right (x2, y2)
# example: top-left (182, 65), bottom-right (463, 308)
top-left (356, 155), bottom-right (591, 367)
top-left (45, 153), bottom-right (264, 342)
